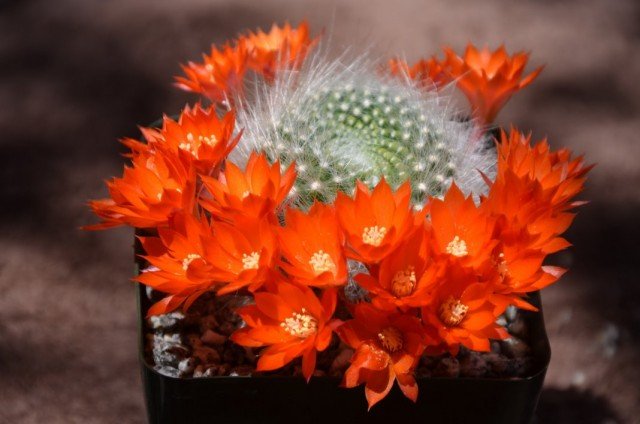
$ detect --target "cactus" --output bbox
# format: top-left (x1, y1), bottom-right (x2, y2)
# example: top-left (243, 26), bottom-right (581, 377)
top-left (232, 53), bottom-right (494, 209)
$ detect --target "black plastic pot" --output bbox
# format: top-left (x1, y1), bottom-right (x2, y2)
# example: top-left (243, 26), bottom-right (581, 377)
top-left (136, 261), bottom-right (550, 424)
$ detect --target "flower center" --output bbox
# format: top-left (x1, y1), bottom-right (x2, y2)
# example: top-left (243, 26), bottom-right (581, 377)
top-left (391, 266), bottom-right (417, 297)
top-left (242, 251), bottom-right (260, 270)
top-left (446, 235), bottom-right (468, 257)
top-left (178, 132), bottom-right (218, 158)
top-left (362, 226), bottom-right (387, 246)
top-left (200, 134), bottom-right (218, 146)
top-left (496, 252), bottom-right (508, 280)
top-left (280, 308), bottom-right (318, 338)
top-left (377, 327), bottom-right (404, 353)
top-left (439, 296), bottom-right (469, 327)
top-left (308, 250), bottom-right (336, 275)
top-left (179, 143), bottom-right (198, 158)
top-left (181, 253), bottom-right (201, 270)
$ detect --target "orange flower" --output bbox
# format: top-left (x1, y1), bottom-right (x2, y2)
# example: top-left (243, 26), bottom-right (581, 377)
top-left (487, 228), bottom-right (566, 312)
top-left (473, 129), bottom-right (592, 307)
top-left (243, 21), bottom-right (318, 82)
top-left (335, 179), bottom-right (425, 264)
top-left (482, 170), bottom-right (574, 255)
top-left (482, 129), bottom-right (592, 254)
top-left (277, 202), bottom-right (348, 287)
top-left (337, 304), bottom-right (425, 409)
top-left (429, 183), bottom-right (497, 270)
top-left (421, 264), bottom-right (508, 356)
top-left (136, 213), bottom-right (216, 316)
top-left (85, 146), bottom-right (196, 230)
top-left (200, 152), bottom-right (296, 220)
top-left (444, 44), bottom-right (543, 124)
top-left (175, 40), bottom-right (249, 103)
top-left (478, 170), bottom-right (570, 312)
top-left (388, 57), bottom-right (450, 90)
top-left (201, 216), bottom-right (278, 295)
top-left (124, 104), bottom-right (240, 176)
top-left (231, 282), bottom-right (338, 381)
top-left (355, 225), bottom-right (440, 311)
top-left (138, 214), bottom-right (278, 314)
top-left (495, 128), bottom-right (592, 213)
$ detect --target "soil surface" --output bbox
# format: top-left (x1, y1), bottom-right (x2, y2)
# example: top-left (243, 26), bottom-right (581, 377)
top-left (1, 0), bottom-right (639, 423)
top-left (144, 290), bottom-right (535, 380)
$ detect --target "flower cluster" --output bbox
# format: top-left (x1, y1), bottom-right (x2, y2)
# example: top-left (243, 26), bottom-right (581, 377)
top-left (389, 44), bottom-right (543, 125)
top-left (86, 22), bottom-right (590, 410)
top-left (175, 21), bottom-right (317, 103)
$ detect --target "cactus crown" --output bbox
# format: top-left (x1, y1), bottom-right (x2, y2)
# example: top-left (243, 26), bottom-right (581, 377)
top-left (233, 53), bottom-right (494, 208)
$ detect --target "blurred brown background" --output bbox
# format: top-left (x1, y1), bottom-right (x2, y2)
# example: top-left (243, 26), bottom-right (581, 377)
top-left (1, 0), bottom-right (639, 422)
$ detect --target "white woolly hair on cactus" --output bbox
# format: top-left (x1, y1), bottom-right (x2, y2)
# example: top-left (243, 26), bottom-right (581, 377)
top-left (230, 45), bottom-right (496, 209)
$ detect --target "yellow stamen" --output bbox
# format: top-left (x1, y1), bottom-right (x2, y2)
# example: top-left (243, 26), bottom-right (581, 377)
top-left (178, 132), bottom-right (217, 158)
top-left (181, 253), bottom-right (201, 270)
top-left (280, 308), bottom-right (318, 338)
top-left (377, 327), bottom-right (403, 353)
top-left (178, 141), bottom-right (198, 158)
top-left (439, 296), bottom-right (469, 327)
top-left (362, 226), bottom-right (387, 246)
top-left (446, 235), bottom-right (468, 257)
top-left (496, 252), bottom-right (508, 280)
top-left (242, 252), bottom-right (260, 270)
top-left (308, 250), bottom-right (336, 275)
top-left (391, 266), bottom-right (417, 297)
top-left (198, 133), bottom-right (218, 146)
